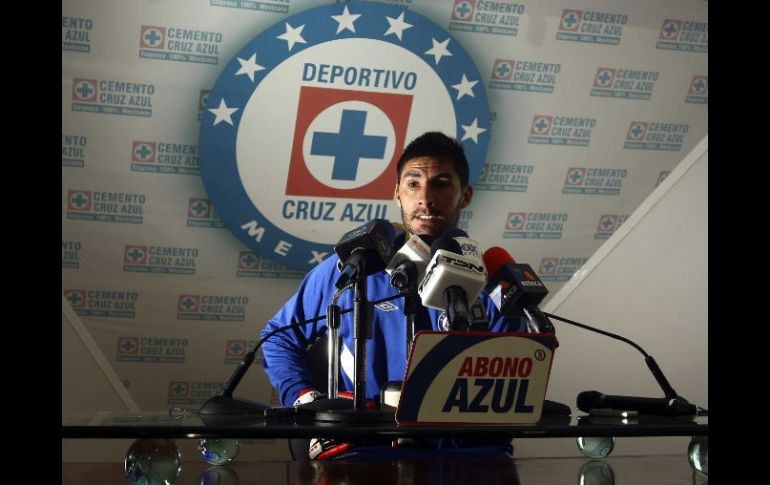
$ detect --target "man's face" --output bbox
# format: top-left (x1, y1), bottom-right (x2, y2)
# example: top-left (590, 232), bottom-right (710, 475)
top-left (394, 156), bottom-right (473, 237)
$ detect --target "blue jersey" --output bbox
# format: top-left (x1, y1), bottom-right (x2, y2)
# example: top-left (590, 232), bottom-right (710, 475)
top-left (261, 254), bottom-right (526, 406)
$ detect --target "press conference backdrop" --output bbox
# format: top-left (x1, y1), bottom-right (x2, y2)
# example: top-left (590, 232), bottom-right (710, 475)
top-left (62, 0), bottom-right (707, 459)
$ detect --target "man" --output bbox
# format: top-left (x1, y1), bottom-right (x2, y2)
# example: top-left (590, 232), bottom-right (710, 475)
top-left (260, 132), bottom-right (525, 459)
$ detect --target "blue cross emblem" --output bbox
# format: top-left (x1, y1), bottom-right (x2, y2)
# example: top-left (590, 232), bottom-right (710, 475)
top-left (533, 118), bottom-right (550, 134)
top-left (663, 22), bottom-right (679, 39)
top-left (241, 253), bottom-right (258, 268)
top-left (563, 12), bottom-right (579, 29)
top-left (508, 214), bottom-right (523, 229)
top-left (120, 339), bottom-right (137, 353)
top-left (455, 1), bottom-right (473, 19)
top-left (229, 342), bottom-right (244, 355)
top-left (630, 124), bottom-right (645, 139)
top-left (70, 192), bottom-right (89, 209)
top-left (692, 78), bottom-right (706, 93)
top-left (66, 291), bottom-right (84, 306)
top-left (180, 296), bottom-right (198, 311)
top-left (134, 144), bottom-right (153, 161)
top-left (143, 28), bottom-right (163, 47)
top-left (75, 82), bottom-right (94, 100)
top-left (569, 169), bottom-right (584, 184)
top-left (542, 260), bottom-right (556, 273)
top-left (190, 200), bottom-right (209, 217)
top-left (597, 70), bottom-right (613, 86)
top-left (495, 62), bottom-right (512, 78)
top-left (126, 247), bottom-right (145, 262)
top-left (310, 109), bottom-right (387, 181)
top-left (171, 383), bottom-right (187, 396)
top-left (600, 216), bottom-right (615, 230)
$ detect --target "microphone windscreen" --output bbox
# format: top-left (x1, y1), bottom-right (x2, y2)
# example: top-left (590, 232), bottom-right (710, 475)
top-left (430, 235), bottom-right (462, 255)
top-left (576, 390), bottom-right (603, 412)
top-left (482, 246), bottom-right (516, 276)
top-left (441, 228), bottom-right (469, 239)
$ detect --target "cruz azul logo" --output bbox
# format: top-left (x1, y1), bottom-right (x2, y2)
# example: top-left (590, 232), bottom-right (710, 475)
top-left (624, 121), bottom-right (688, 151)
top-left (139, 25), bottom-right (223, 65)
top-left (237, 251), bottom-right (305, 279)
top-left (62, 16), bottom-right (92, 53)
top-left (657, 19), bottom-right (707, 53)
top-left (177, 294), bottom-right (248, 321)
top-left (225, 339), bottom-right (261, 365)
top-left (64, 289), bottom-right (138, 318)
top-left (538, 257), bottom-right (588, 281)
top-left (595, 214), bottom-right (629, 239)
top-left (62, 240), bottom-right (81, 269)
top-left (590, 67), bottom-right (659, 100)
top-left (528, 115), bottom-right (595, 146)
top-left (168, 381), bottom-right (224, 404)
top-left (62, 135), bottom-right (87, 168)
top-left (449, 0), bottom-right (524, 36)
top-left (685, 75), bottom-right (707, 104)
top-left (199, 3), bottom-right (491, 271)
top-left (457, 210), bottom-right (473, 231)
top-left (562, 167), bottom-right (627, 195)
top-left (123, 245), bottom-right (199, 274)
top-left (131, 141), bottom-right (199, 175)
top-left (476, 162), bottom-right (533, 192)
top-left (556, 9), bottom-right (628, 45)
top-left (117, 337), bottom-right (188, 363)
top-left (187, 198), bottom-right (225, 228)
top-left (210, 0), bottom-right (289, 14)
top-left (66, 189), bottom-right (145, 223)
top-left (503, 212), bottom-right (567, 239)
top-left (489, 59), bottom-right (561, 93)
top-left (71, 78), bottom-right (154, 117)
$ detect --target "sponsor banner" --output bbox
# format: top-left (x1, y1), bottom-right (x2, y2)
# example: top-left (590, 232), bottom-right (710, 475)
top-left (117, 337), bottom-right (188, 363)
top-left (177, 294), bottom-right (248, 321)
top-left (64, 289), bottom-right (138, 318)
top-left (62, 240), bottom-right (81, 269)
top-left (66, 189), bottom-right (146, 224)
top-left (71, 78), bottom-right (155, 117)
top-left (489, 59), bottom-right (561, 93)
top-left (199, 2), bottom-right (491, 270)
top-left (131, 140), bottom-right (200, 175)
top-left (123, 245), bottom-right (199, 275)
top-left (187, 198), bottom-right (225, 228)
top-left (167, 380), bottom-right (225, 404)
top-left (448, 0), bottom-right (525, 36)
top-left (556, 9), bottom-right (628, 45)
top-left (562, 167), bottom-right (627, 196)
top-left (62, 16), bottom-right (93, 53)
top-left (528, 115), bottom-right (595, 146)
top-left (685, 75), bottom-right (707, 104)
top-left (62, 135), bottom-right (87, 168)
top-left (209, 0), bottom-right (289, 14)
top-left (624, 121), bottom-right (688, 151)
top-left (503, 212), bottom-right (567, 239)
top-left (224, 339), bottom-right (262, 365)
top-left (476, 162), bottom-right (533, 192)
top-left (236, 251), bottom-right (306, 278)
top-left (594, 214), bottom-right (629, 239)
top-left (590, 67), bottom-right (658, 100)
top-left (139, 25), bottom-right (223, 65)
top-left (538, 257), bottom-right (588, 281)
top-left (657, 19), bottom-right (707, 53)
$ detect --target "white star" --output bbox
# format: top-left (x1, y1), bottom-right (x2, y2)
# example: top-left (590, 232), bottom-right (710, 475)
top-left (451, 74), bottom-right (478, 100)
top-left (384, 12), bottom-right (413, 41)
top-left (460, 118), bottom-right (487, 143)
top-left (277, 22), bottom-right (306, 51)
top-left (208, 98), bottom-right (239, 126)
top-left (235, 53), bottom-right (265, 82)
top-left (331, 6), bottom-right (361, 34)
top-left (425, 38), bottom-right (453, 65)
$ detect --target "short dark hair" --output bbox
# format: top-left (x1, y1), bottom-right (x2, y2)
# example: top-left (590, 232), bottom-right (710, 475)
top-left (396, 132), bottom-right (470, 187)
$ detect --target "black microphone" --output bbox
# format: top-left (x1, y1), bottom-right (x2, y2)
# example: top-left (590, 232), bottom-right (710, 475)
top-left (334, 219), bottom-right (396, 289)
top-left (482, 246), bottom-right (555, 334)
top-left (577, 390), bottom-right (696, 417)
top-left (385, 233), bottom-right (434, 291)
top-left (544, 312), bottom-right (699, 417)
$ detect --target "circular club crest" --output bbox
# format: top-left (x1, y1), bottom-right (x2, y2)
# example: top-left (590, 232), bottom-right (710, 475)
top-left (200, 2), bottom-right (491, 271)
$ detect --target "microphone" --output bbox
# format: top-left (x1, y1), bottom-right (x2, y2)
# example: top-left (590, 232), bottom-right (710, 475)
top-left (385, 233), bottom-right (434, 290)
top-left (418, 230), bottom-right (487, 330)
top-left (482, 247), bottom-right (555, 334)
top-left (577, 390), bottom-right (696, 417)
top-left (544, 312), bottom-right (699, 417)
top-left (334, 219), bottom-right (396, 289)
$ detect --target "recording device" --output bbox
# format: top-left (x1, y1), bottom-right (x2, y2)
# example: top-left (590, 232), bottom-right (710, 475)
top-left (482, 246), bottom-right (555, 334)
top-left (385, 233), bottom-right (434, 291)
top-left (418, 230), bottom-right (486, 330)
top-left (334, 219), bottom-right (396, 289)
